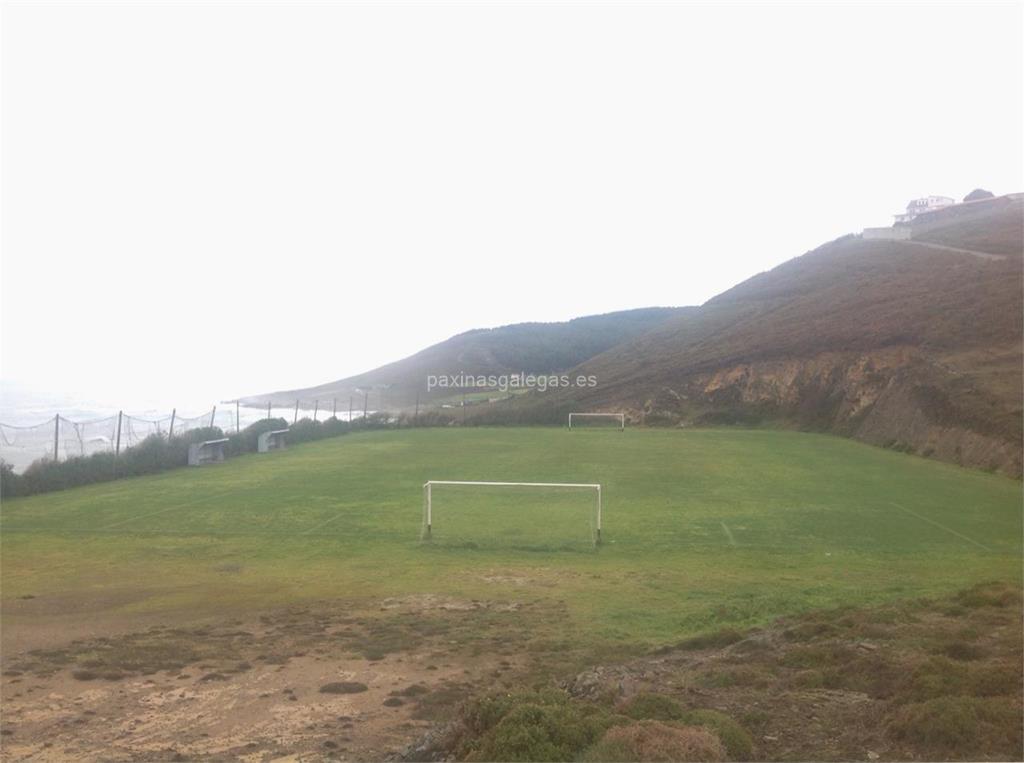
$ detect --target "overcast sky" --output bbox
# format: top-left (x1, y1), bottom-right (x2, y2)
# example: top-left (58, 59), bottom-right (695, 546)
top-left (2, 1), bottom-right (1022, 412)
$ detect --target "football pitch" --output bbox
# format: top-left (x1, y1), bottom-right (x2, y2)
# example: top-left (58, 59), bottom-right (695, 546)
top-left (1, 427), bottom-right (1020, 650)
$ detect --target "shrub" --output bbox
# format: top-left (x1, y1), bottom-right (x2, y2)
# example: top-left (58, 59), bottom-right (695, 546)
top-left (319, 681), bottom-right (368, 694)
top-left (963, 188), bottom-right (995, 202)
top-left (458, 690), bottom-right (619, 762)
top-left (396, 409), bottom-right (457, 427)
top-left (226, 417), bottom-right (290, 455)
top-left (970, 665), bottom-right (1022, 697)
top-left (288, 416), bottom-right (359, 445)
top-left (0, 460), bottom-right (21, 498)
top-left (941, 640), bottom-right (985, 661)
top-left (679, 710), bottom-right (754, 760)
top-left (581, 721), bottom-right (726, 762)
top-left (887, 696), bottom-right (1022, 758)
top-left (897, 656), bottom-right (970, 702)
top-left (622, 693), bottom-right (685, 722)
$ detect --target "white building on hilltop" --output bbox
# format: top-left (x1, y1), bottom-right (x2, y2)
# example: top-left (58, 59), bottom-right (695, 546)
top-left (894, 195), bottom-right (955, 224)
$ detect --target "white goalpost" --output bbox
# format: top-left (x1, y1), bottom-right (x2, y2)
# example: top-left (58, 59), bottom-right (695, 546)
top-left (568, 412), bottom-right (625, 431)
top-left (422, 480), bottom-right (602, 545)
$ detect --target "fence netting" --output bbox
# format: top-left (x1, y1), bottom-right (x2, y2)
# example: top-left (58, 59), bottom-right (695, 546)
top-left (0, 405), bottom-right (360, 474)
top-left (0, 409), bottom-right (229, 473)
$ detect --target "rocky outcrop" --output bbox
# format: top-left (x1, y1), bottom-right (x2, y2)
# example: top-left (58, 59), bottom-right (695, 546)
top-left (638, 348), bottom-right (1021, 476)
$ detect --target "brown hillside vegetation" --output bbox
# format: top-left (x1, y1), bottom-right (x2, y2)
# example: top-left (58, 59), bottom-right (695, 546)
top-left (242, 307), bottom-right (687, 410)
top-left (534, 195), bottom-right (1023, 475)
top-left (248, 194), bottom-right (1022, 475)
top-left (911, 193), bottom-right (1022, 255)
top-left (412, 582), bottom-right (1022, 762)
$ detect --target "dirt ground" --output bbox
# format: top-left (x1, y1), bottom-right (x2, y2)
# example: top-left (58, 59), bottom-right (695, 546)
top-left (0, 594), bottom-right (533, 762)
top-left (2, 584), bottom-right (1021, 762)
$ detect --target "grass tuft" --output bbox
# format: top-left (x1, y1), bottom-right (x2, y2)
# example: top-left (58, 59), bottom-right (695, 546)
top-left (320, 682), bottom-right (368, 694)
top-left (956, 582), bottom-right (1021, 609)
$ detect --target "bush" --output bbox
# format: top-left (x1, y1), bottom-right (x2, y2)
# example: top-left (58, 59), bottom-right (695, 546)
top-left (0, 460), bottom-right (21, 498)
top-left (226, 418), bottom-right (290, 455)
top-left (458, 690), bottom-right (620, 762)
top-left (395, 409), bottom-right (457, 428)
top-left (963, 188), bottom-right (995, 202)
top-left (581, 721), bottom-right (726, 762)
top-left (970, 665), bottom-right (1022, 697)
top-left (897, 656), bottom-right (970, 702)
top-left (887, 696), bottom-right (1022, 758)
top-left (941, 640), bottom-right (985, 661)
top-left (620, 697), bottom-right (753, 760)
top-left (679, 710), bottom-right (754, 760)
top-left (621, 693), bottom-right (685, 722)
top-left (288, 416), bottom-right (354, 444)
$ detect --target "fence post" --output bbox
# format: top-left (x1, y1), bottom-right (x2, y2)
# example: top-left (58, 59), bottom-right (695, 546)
top-left (210, 406), bottom-right (217, 428)
top-left (349, 396), bottom-right (353, 422)
top-left (114, 411), bottom-right (123, 457)
top-left (294, 400), bottom-right (299, 424)
top-left (169, 408), bottom-right (176, 438)
top-left (415, 390), bottom-right (420, 426)
top-left (332, 398), bottom-right (337, 419)
top-left (53, 414), bottom-right (60, 461)
top-left (313, 400), bottom-right (319, 423)
top-left (236, 400), bottom-right (240, 433)
top-left (363, 392), bottom-right (368, 419)
top-left (267, 401), bottom-right (271, 421)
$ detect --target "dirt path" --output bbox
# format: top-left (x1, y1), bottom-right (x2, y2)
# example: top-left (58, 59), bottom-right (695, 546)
top-left (904, 239), bottom-right (1008, 261)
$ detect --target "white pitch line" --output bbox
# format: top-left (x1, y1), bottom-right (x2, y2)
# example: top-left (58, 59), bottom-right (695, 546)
top-left (98, 490), bottom-right (232, 530)
top-left (720, 521), bottom-right (737, 547)
top-left (298, 511), bottom-right (348, 536)
top-left (889, 502), bottom-right (992, 552)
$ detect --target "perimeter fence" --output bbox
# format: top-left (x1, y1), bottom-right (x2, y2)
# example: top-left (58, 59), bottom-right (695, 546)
top-left (0, 402), bottom-right (373, 475)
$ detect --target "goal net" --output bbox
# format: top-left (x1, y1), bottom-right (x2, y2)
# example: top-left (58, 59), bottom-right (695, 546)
top-left (568, 412), bottom-right (625, 430)
top-left (421, 480), bottom-right (602, 551)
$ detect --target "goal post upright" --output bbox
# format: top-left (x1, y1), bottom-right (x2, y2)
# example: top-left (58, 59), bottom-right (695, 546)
top-left (568, 412), bottom-right (625, 431)
top-left (425, 481), bottom-right (432, 538)
top-left (421, 480), bottom-right (603, 546)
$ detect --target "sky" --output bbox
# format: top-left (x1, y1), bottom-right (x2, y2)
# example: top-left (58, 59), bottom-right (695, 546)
top-left (2, 1), bottom-right (1022, 413)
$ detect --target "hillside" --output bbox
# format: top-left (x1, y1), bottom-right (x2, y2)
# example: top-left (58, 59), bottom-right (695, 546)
top-left (484, 195), bottom-right (1024, 475)
top-left (241, 307), bottom-right (687, 409)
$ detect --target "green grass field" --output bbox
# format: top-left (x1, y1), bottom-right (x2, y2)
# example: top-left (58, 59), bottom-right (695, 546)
top-left (2, 427), bottom-right (1020, 653)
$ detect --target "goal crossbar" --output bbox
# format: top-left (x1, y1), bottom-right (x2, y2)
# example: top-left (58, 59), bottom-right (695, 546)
top-left (568, 412), bottom-right (624, 430)
top-left (422, 480), bottom-right (602, 543)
